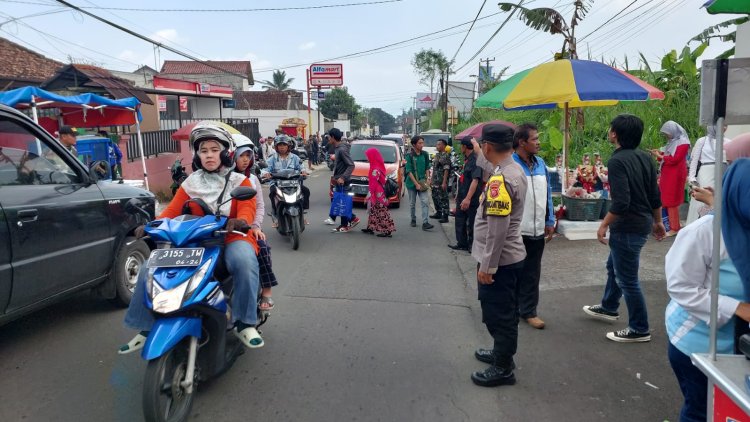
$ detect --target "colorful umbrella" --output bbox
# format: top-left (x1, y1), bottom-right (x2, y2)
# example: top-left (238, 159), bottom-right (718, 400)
top-left (455, 120), bottom-right (516, 140)
top-left (474, 59), bottom-right (663, 110)
top-left (474, 59), bottom-right (664, 188)
top-left (703, 0), bottom-right (750, 14)
top-left (171, 120), bottom-right (241, 141)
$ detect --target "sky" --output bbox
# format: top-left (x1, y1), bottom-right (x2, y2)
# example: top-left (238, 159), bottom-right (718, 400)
top-left (0, 0), bottom-right (745, 116)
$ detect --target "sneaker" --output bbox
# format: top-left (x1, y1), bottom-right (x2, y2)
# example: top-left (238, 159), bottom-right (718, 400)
top-left (324, 217), bottom-right (336, 225)
top-left (349, 216), bottom-right (361, 228)
top-left (332, 225), bottom-right (351, 233)
top-left (410, 219), bottom-right (417, 227)
top-left (606, 327), bottom-right (651, 343)
top-left (422, 222), bottom-right (434, 231)
top-left (582, 304), bottom-right (619, 321)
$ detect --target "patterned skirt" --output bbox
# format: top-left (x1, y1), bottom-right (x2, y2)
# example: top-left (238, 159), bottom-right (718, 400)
top-left (367, 202), bottom-right (396, 234)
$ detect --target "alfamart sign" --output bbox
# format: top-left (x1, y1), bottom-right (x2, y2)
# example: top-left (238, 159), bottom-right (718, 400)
top-left (309, 63), bottom-right (343, 86)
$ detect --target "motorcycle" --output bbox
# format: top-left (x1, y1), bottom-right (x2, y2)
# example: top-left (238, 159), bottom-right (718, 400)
top-left (169, 158), bottom-right (188, 196)
top-left (269, 169), bottom-right (306, 250)
top-left (125, 187), bottom-right (268, 422)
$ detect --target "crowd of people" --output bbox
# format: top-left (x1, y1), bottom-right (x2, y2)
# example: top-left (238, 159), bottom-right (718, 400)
top-left (115, 117), bottom-right (750, 420)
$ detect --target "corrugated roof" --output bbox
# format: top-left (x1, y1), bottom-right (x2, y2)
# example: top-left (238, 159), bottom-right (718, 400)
top-left (161, 60), bottom-right (253, 81)
top-left (233, 90), bottom-right (304, 110)
top-left (43, 64), bottom-right (153, 105)
top-left (0, 36), bottom-right (63, 85)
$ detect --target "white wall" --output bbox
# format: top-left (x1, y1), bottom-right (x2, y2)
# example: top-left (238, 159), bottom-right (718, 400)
top-left (194, 97), bottom-right (223, 118)
top-left (223, 108), bottom-right (322, 138)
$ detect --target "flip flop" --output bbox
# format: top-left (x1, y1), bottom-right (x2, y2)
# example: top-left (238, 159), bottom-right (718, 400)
top-left (118, 331), bottom-right (149, 354)
top-left (259, 296), bottom-right (275, 311)
top-left (234, 326), bottom-right (264, 349)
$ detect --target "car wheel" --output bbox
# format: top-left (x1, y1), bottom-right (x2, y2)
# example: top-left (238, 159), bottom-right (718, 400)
top-left (110, 236), bottom-right (150, 307)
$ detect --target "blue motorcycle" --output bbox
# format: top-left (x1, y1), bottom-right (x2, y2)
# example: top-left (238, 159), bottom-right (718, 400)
top-left (126, 186), bottom-right (267, 422)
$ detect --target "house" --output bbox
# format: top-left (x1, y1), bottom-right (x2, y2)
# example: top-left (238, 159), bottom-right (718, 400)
top-left (230, 90), bottom-right (324, 138)
top-left (0, 36), bottom-right (63, 90)
top-left (160, 60), bottom-right (254, 91)
top-left (43, 64), bottom-right (153, 105)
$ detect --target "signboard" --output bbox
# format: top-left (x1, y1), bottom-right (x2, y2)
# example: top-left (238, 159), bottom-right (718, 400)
top-left (179, 97), bottom-right (188, 112)
top-left (317, 91), bottom-right (325, 100)
top-left (416, 92), bottom-right (437, 109)
top-left (309, 63), bottom-right (343, 86)
top-left (699, 58), bottom-right (750, 125)
top-left (157, 95), bottom-right (167, 111)
top-left (199, 83), bottom-right (211, 93)
top-left (221, 99), bottom-right (236, 109)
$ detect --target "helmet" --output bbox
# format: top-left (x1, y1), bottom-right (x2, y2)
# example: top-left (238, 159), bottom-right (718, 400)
top-left (190, 124), bottom-right (235, 171)
top-left (445, 145), bottom-right (452, 154)
top-left (274, 135), bottom-right (291, 148)
top-left (232, 133), bottom-right (255, 164)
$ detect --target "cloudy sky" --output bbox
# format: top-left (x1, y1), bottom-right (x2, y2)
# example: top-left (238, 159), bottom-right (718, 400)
top-left (0, 0), bottom-right (744, 115)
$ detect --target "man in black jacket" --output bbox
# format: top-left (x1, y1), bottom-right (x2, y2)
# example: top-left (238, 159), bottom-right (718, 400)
top-left (583, 114), bottom-right (665, 343)
top-left (327, 128), bottom-right (360, 232)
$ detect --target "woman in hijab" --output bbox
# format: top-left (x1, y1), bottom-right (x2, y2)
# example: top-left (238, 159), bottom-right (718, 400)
top-left (653, 121), bottom-right (690, 236)
top-left (664, 158), bottom-right (750, 422)
top-left (686, 125), bottom-right (731, 225)
top-left (361, 148), bottom-right (396, 237)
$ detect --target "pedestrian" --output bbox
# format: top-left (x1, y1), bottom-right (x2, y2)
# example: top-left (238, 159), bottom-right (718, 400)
top-left (57, 125), bottom-right (79, 157)
top-left (304, 136), bottom-right (314, 169)
top-left (664, 158), bottom-right (750, 422)
top-left (261, 136), bottom-right (276, 162)
top-left (512, 123), bottom-right (555, 330)
top-left (584, 114), bottom-right (666, 343)
top-left (405, 135), bottom-right (434, 230)
top-left (686, 125), bottom-right (730, 225)
top-left (325, 128), bottom-right (360, 232)
top-left (429, 139), bottom-right (451, 223)
top-left (361, 147), bottom-right (396, 237)
top-left (468, 124), bottom-right (528, 388)
top-left (312, 134), bottom-right (320, 165)
top-left (448, 136), bottom-right (482, 252)
top-left (651, 121), bottom-right (690, 236)
top-left (99, 130), bottom-right (123, 179)
top-left (234, 139), bottom-right (277, 312)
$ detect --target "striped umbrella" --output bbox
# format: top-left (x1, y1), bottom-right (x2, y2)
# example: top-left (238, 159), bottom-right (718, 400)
top-left (474, 59), bottom-right (664, 186)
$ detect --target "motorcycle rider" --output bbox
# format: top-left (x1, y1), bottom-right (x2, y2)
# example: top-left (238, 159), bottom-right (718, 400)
top-left (120, 124), bottom-right (264, 353)
top-left (234, 137), bottom-right (277, 311)
top-left (261, 136), bottom-right (310, 226)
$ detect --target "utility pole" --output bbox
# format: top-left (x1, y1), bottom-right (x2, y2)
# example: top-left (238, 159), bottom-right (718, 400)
top-left (442, 66), bottom-right (449, 131)
top-left (478, 57), bottom-right (495, 94)
top-left (412, 97), bottom-right (417, 136)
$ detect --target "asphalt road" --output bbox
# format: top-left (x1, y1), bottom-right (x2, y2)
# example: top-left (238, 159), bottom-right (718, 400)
top-left (0, 165), bottom-right (683, 422)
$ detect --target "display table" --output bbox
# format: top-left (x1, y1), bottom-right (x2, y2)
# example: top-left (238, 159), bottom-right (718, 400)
top-left (692, 353), bottom-right (750, 421)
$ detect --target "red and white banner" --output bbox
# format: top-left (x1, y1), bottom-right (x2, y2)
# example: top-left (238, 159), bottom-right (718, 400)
top-left (153, 76), bottom-right (232, 98)
top-left (158, 95), bottom-right (167, 111)
top-left (179, 97), bottom-right (188, 112)
top-left (309, 63), bottom-right (343, 86)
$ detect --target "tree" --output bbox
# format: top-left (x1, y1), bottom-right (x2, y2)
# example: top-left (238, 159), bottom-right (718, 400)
top-left (368, 108), bottom-right (396, 134)
top-left (411, 48), bottom-right (451, 94)
top-left (479, 66), bottom-right (509, 95)
top-left (319, 87), bottom-right (360, 121)
top-left (260, 70), bottom-right (295, 91)
top-left (690, 16), bottom-right (749, 59)
top-left (498, 0), bottom-right (593, 59)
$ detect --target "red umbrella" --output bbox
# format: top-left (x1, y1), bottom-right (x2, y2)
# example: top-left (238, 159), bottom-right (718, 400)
top-left (171, 120), bottom-right (241, 141)
top-left (455, 120), bottom-right (517, 140)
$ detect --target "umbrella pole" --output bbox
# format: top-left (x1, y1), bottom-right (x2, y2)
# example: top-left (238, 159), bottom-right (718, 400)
top-left (31, 95), bottom-right (43, 155)
top-left (563, 102), bottom-right (570, 189)
top-left (133, 109), bottom-right (150, 191)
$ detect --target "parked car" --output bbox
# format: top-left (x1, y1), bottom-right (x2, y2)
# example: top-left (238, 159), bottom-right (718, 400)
top-left (0, 103), bottom-right (156, 326)
top-left (329, 139), bottom-right (404, 208)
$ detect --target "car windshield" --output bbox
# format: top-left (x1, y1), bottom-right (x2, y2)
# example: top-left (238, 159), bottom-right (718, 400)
top-left (420, 133), bottom-right (450, 147)
top-left (350, 143), bottom-right (397, 163)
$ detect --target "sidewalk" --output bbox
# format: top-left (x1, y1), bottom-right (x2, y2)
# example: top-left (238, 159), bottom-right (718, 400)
top-left (438, 211), bottom-right (683, 421)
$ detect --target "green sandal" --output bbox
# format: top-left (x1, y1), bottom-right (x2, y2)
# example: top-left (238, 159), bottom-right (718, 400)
top-left (118, 331), bottom-right (149, 354)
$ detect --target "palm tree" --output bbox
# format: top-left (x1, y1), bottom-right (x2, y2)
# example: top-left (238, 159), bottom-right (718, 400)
top-left (690, 16), bottom-right (749, 59)
top-left (260, 70), bottom-right (295, 91)
top-left (498, 0), bottom-right (594, 59)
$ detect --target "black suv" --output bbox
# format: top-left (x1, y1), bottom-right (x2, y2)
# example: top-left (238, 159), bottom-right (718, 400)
top-left (0, 103), bottom-right (155, 326)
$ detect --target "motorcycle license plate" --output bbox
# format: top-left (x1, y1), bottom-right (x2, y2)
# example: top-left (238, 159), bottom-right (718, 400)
top-left (352, 185), bottom-right (368, 195)
top-left (148, 248), bottom-right (205, 268)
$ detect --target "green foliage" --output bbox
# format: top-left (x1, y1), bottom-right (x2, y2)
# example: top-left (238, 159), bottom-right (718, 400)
top-left (411, 48), bottom-right (451, 94)
top-left (319, 87), bottom-right (360, 121)
top-left (260, 70), bottom-right (294, 91)
top-left (368, 108), bottom-right (396, 134)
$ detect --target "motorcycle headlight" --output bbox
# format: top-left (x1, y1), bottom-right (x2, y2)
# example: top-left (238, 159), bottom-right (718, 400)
top-left (150, 259), bottom-right (212, 314)
top-left (183, 258), bottom-right (212, 302)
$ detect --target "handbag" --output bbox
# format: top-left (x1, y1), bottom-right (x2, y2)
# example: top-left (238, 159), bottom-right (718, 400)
top-left (329, 185), bottom-right (353, 218)
top-left (410, 153), bottom-right (430, 191)
top-left (376, 170), bottom-right (398, 197)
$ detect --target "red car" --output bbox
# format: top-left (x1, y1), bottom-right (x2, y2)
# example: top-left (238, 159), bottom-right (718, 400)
top-left (329, 139), bottom-right (404, 208)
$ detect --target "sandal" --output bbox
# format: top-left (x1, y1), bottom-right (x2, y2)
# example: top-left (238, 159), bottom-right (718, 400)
top-left (259, 296), bottom-right (275, 311)
top-left (234, 326), bottom-right (264, 349)
top-left (361, 228), bottom-right (374, 234)
top-left (376, 232), bottom-right (392, 238)
top-left (118, 331), bottom-right (149, 354)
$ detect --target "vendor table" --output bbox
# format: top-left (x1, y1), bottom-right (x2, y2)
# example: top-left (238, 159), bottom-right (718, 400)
top-left (692, 353), bottom-right (750, 421)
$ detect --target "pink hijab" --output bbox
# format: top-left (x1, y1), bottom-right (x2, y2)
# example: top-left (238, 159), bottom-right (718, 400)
top-left (366, 148), bottom-right (388, 206)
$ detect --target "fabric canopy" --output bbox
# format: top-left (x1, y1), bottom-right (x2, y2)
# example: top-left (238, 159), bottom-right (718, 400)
top-left (0, 86), bottom-right (142, 126)
top-left (703, 0), bottom-right (750, 14)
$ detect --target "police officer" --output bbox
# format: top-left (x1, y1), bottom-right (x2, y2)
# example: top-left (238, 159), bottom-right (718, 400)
top-left (469, 124), bottom-right (528, 387)
top-left (429, 138), bottom-right (451, 223)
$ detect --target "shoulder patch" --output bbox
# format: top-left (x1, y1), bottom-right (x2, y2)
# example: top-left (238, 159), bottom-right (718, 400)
top-left (485, 174), bottom-right (512, 216)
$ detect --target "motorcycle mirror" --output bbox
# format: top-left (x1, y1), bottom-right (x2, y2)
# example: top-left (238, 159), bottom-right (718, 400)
top-left (229, 186), bottom-right (257, 201)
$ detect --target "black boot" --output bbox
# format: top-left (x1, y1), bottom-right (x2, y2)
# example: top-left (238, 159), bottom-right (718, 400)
top-left (471, 352), bottom-right (516, 387)
top-left (439, 211), bottom-right (449, 223)
top-left (429, 212), bottom-right (442, 219)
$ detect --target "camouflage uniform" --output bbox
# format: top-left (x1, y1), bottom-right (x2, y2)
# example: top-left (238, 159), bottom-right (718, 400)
top-left (431, 151), bottom-right (451, 219)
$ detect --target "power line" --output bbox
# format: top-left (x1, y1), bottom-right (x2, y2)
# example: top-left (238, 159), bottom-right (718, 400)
top-left (580, 0), bottom-right (654, 42)
top-left (3, 0), bottom-right (404, 11)
top-left (451, 0), bottom-right (487, 62)
top-left (53, 0), bottom-right (249, 78)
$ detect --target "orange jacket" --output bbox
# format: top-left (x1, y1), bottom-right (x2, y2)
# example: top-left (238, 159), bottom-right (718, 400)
top-left (159, 178), bottom-right (259, 254)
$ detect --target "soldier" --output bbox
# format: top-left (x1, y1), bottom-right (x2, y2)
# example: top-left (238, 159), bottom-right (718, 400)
top-left (468, 124), bottom-right (528, 388)
top-left (429, 138), bottom-right (451, 223)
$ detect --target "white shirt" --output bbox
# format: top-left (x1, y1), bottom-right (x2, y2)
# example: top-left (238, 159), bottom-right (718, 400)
top-left (688, 136), bottom-right (731, 182)
top-left (665, 215), bottom-right (739, 327)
